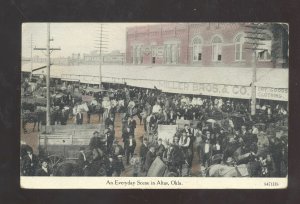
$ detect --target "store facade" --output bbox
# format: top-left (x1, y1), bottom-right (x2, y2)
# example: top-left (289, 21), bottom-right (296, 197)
top-left (126, 23), bottom-right (288, 68)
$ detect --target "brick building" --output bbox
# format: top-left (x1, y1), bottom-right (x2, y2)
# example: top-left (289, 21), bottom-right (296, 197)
top-left (126, 23), bottom-right (288, 68)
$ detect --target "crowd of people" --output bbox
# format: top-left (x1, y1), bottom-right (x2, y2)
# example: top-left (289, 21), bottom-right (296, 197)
top-left (21, 79), bottom-right (288, 177)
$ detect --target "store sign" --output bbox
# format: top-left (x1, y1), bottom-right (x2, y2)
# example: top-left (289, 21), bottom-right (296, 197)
top-left (143, 46), bottom-right (151, 55)
top-left (125, 79), bottom-right (252, 99)
top-left (157, 125), bottom-right (177, 146)
top-left (256, 87), bottom-right (288, 101)
top-left (156, 46), bottom-right (164, 57)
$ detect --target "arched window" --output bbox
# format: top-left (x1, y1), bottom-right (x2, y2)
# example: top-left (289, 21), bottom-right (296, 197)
top-left (192, 37), bottom-right (202, 61)
top-left (212, 36), bottom-right (222, 61)
top-left (235, 34), bottom-right (245, 61)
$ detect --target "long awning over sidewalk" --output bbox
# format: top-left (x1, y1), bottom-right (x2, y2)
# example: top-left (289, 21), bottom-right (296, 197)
top-left (21, 63), bottom-right (288, 101)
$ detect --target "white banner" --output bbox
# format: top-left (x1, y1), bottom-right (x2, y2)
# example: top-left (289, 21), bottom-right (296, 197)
top-left (157, 125), bottom-right (177, 146)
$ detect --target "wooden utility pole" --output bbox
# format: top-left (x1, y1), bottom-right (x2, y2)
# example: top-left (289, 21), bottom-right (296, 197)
top-left (46, 23), bottom-right (51, 127)
top-left (244, 23), bottom-right (268, 116)
top-left (95, 24), bottom-right (108, 89)
top-left (34, 23), bottom-right (61, 130)
top-left (30, 34), bottom-right (33, 81)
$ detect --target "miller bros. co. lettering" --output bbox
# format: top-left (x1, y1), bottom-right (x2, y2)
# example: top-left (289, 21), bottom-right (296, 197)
top-left (158, 81), bottom-right (189, 91)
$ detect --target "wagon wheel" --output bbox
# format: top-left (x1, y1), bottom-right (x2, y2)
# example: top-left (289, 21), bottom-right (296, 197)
top-left (48, 155), bottom-right (64, 170)
top-left (96, 164), bottom-right (107, 176)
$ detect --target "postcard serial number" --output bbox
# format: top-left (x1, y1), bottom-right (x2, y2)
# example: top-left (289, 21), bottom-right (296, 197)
top-left (264, 182), bottom-right (279, 186)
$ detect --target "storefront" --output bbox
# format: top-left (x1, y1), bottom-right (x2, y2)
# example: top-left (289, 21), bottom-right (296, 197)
top-left (22, 63), bottom-right (288, 102)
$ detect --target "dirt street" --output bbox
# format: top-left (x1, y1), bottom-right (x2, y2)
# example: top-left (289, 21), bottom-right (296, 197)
top-left (21, 112), bottom-right (202, 176)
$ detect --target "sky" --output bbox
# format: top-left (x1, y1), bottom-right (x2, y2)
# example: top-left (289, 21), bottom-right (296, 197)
top-left (22, 23), bottom-right (156, 58)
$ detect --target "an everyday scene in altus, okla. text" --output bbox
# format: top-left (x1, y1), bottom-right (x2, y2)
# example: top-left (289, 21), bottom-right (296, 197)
top-left (21, 23), bottom-right (288, 178)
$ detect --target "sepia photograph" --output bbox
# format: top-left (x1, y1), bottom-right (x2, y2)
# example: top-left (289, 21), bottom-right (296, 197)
top-left (20, 22), bottom-right (288, 188)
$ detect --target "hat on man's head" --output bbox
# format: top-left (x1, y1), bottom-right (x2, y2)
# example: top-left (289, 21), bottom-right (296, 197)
top-left (93, 131), bottom-right (99, 135)
top-left (99, 134), bottom-right (107, 142)
top-left (226, 157), bottom-right (234, 163)
top-left (40, 157), bottom-right (50, 163)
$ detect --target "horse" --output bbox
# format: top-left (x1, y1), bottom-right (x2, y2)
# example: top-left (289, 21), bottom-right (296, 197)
top-left (87, 100), bottom-right (104, 123)
top-left (206, 147), bottom-right (262, 177)
top-left (22, 110), bottom-right (46, 133)
top-left (21, 102), bottom-right (36, 112)
top-left (53, 161), bottom-right (82, 176)
top-left (206, 161), bottom-right (262, 177)
top-left (82, 148), bottom-right (108, 176)
top-left (52, 148), bottom-right (108, 176)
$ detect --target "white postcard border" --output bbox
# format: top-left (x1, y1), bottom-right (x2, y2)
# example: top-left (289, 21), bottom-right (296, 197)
top-left (21, 177), bottom-right (287, 189)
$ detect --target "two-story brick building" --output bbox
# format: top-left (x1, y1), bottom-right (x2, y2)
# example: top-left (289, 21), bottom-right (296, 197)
top-left (126, 23), bottom-right (288, 68)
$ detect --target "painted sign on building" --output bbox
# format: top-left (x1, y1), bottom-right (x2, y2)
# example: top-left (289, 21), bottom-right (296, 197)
top-left (256, 87), bottom-right (288, 101)
top-left (155, 46), bottom-right (164, 57)
top-left (125, 79), bottom-right (252, 99)
top-left (143, 46), bottom-right (151, 55)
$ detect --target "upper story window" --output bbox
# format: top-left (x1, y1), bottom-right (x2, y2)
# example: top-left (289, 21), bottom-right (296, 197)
top-left (212, 36), bottom-right (222, 62)
top-left (257, 33), bottom-right (272, 61)
top-left (164, 40), bottom-right (180, 64)
top-left (132, 44), bottom-right (143, 64)
top-left (234, 34), bottom-right (245, 61)
top-left (256, 31), bottom-right (272, 61)
top-left (192, 37), bottom-right (202, 61)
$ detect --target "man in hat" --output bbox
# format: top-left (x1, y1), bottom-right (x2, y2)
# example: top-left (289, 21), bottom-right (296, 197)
top-left (105, 115), bottom-right (115, 129)
top-left (35, 158), bottom-right (52, 176)
top-left (98, 133), bottom-right (108, 155)
top-left (149, 112), bottom-right (158, 133)
top-left (139, 138), bottom-right (149, 172)
top-left (199, 133), bottom-right (213, 168)
top-left (22, 149), bottom-right (39, 176)
top-left (124, 135), bottom-right (136, 165)
top-left (130, 153), bottom-right (140, 177)
top-left (106, 125), bottom-right (115, 153)
top-left (144, 146), bottom-right (156, 175)
top-left (168, 137), bottom-right (185, 175)
top-left (110, 140), bottom-right (124, 158)
top-left (155, 138), bottom-right (165, 158)
top-left (167, 108), bottom-right (177, 125)
top-left (77, 146), bottom-right (88, 173)
top-left (89, 131), bottom-right (101, 150)
top-left (223, 137), bottom-right (240, 163)
top-left (113, 155), bottom-right (125, 177)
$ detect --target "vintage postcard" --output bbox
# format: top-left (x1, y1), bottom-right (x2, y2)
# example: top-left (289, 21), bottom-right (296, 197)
top-left (20, 22), bottom-right (288, 189)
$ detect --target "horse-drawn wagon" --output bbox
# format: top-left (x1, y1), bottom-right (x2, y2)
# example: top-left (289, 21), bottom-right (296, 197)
top-left (38, 124), bottom-right (105, 175)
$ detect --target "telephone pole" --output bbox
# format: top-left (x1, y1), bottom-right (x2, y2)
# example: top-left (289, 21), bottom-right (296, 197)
top-left (34, 23), bottom-right (61, 129)
top-left (30, 34), bottom-right (33, 81)
top-left (244, 23), bottom-right (268, 116)
top-left (95, 24), bottom-right (108, 88)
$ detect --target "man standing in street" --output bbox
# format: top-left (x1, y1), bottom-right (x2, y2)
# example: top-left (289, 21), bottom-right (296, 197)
top-left (124, 135), bottom-right (136, 165)
top-left (35, 158), bottom-right (52, 176)
top-left (22, 149), bottom-right (39, 176)
top-left (144, 146), bottom-right (156, 175)
top-left (140, 138), bottom-right (149, 172)
top-left (130, 153), bottom-right (140, 177)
